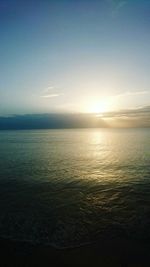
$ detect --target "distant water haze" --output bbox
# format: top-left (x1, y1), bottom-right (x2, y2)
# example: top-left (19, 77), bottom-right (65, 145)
top-left (0, 128), bottom-right (149, 248)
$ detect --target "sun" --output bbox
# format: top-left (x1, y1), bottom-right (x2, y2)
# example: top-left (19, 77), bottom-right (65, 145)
top-left (86, 99), bottom-right (110, 114)
top-left (82, 95), bottom-right (115, 114)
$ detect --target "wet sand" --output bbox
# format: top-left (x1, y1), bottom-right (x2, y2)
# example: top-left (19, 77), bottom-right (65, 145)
top-left (0, 238), bottom-right (150, 267)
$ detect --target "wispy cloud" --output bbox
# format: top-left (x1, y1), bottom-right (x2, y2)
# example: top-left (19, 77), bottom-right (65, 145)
top-left (102, 105), bottom-right (150, 127)
top-left (40, 86), bottom-right (63, 98)
top-left (103, 105), bottom-right (150, 117)
top-left (103, 106), bottom-right (150, 127)
top-left (114, 90), bottom-right (148, 98)
top-left (41, 94), bottom-right (60, 98)
top-left (108, 0), bottom-right (128, 16)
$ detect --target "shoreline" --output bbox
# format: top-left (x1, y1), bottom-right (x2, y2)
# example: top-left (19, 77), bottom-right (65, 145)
top-left (0, 237), bottom-right (150, 266)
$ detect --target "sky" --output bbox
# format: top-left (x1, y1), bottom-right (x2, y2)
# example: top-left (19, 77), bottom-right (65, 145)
top-left (0, 0), bottom-right (150, 127)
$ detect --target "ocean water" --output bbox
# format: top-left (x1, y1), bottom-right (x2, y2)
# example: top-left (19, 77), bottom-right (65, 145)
top-left (0, 128), bottom-right (149, 248)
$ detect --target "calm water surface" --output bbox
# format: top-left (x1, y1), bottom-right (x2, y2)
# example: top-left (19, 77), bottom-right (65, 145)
top-left (0, 128), bottom-right (149, 248)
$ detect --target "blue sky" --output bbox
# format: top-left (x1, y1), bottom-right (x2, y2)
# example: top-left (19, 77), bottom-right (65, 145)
top-left (0, 0), bottom-right (150, 116)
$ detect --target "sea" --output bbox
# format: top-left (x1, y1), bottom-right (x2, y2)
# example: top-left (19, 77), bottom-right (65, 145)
top-left (0, 128), bottom-right (149, 248)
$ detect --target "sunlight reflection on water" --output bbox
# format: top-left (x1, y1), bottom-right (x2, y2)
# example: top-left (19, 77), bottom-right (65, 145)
top-left (0, 128), bottom-right (149, 247)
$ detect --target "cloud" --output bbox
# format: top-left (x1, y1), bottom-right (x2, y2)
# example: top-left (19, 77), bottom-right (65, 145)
top-left (0, 113), bottom-right (107, 129)
top-left (40, 86), bottom-right (63, 98)
top-left (103, 105), bottom-right (150, 117)
top-left (108, 0), bottom-right (128, 16)
top-left (102, 105), bottom-right (150, 127)
top-left (113, 0), bottom-right (127, 8)
top-left (114, 90), bottom-right (149, 98)
top-left (41, 93), bottom-right (60, 98)
top-left (0, 107), bottom-right (149, 129)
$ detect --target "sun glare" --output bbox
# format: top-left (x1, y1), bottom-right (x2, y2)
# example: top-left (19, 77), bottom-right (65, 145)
top-left (89, 102), bottom-right (108, 113)
top-left (86, 99), bottom-right (111, 114)
top-left (81, 95), bottom-right (116, 114)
